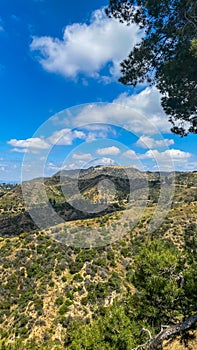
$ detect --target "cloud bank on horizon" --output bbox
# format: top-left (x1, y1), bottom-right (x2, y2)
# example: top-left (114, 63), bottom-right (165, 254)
top-left (8, 98), bottom-right (195, 178)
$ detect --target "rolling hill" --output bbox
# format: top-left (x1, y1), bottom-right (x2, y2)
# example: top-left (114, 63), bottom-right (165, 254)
top-left (0, 166), bottom-right (197, 349)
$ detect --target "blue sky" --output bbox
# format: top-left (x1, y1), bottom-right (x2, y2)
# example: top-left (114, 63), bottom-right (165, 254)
top-left (0, 0), bottom-right (196, 182)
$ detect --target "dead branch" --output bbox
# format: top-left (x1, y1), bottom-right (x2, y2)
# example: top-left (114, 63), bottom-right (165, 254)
top-left (132, 312), bottom-right (197, 350)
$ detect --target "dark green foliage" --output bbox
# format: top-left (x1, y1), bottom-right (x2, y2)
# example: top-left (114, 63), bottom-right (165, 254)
top-left (62, 236), bottom-right (197, 349)
top-left (55, 297), bottom-right (64, 306)
top-left (76, 249), bottom-right (97, 263)
top-left (106, 0), bottom-right (197, 135)
top-left (65, 291), bottom-right (74, 300)
top-left (73, 273), bottom-right (83, 282)
top-left (69, 261), bottom-right (83, 274)
top-left (129, 239), bottom-right (183, 328)
top-left (58, 300), bottom-right (73, 315)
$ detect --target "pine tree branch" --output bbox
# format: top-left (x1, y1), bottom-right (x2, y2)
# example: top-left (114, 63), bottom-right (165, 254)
top-left (132, 312), bottom-right (197, 350)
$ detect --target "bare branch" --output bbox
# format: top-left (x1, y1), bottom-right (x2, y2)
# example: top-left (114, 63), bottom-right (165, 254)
top-left (132, 312), bottom-right (197, 350)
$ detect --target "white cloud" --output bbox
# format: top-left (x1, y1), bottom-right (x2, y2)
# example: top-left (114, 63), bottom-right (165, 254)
top-left (48, 87), bottom-right (170, 136)
top-left (143, 149), bottom-right (191, 161)
top-left (30, 8), bottom-right (141, 79)
top-left (8, 129), bottom-right (86, 153)
top-left (99, 157), bottom-right (115, 165)
top-left (84, 124), bottom-right (116, 143)
top-left (85, 132), bottom-right (97, 143)
top-left (113, 87), bottom-right (170, 133)
top-left (123, 150), bottom-right (137, 159)
top-left (181, 162), bottom-right (197, 171)
top-left (72, 152), bottom-right (93, 160)
top-left (85, 130), bottom-right (113, 143)
top-left (136, 135), bottom-right (174, 149)
top-left (63, 160), bottom-right (87, 170)
top-left (122, 148), bottom-right (192, 171)
top-left (48, 128), bottom-right (85, 146)
top-left (11, 148), bottom-right (28, 153)
top-left (46, 162), bottom-right (62, 172)
top-left (8, 137), bottom-right (50, 149)
top-left (140, 149), bottom-right (191, 170)
top-left (72, 87), bottom-right (170, 135)
top-left (96, 146), bottom-right (120, 156)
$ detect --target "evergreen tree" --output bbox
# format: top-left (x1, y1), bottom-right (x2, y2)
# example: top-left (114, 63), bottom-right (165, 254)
top-left (106, 0), bottom-right (197, 135)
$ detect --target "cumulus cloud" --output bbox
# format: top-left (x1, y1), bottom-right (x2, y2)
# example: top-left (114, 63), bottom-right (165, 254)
top-left (181, 162), bottom-right (197, 171)
top-left (136, 135), bottom-right (174, 149)
top-left (122, 147), bottom-right (192, 170)
top-left (8, 129), bottom-right (86, 153)
top-left (85, 132), bottom-right (97, 143)
top-left (48, 128), bottom-right (85, 145)
top-left (72, 152), bottom-right (93, 160)
top-left (140, 149), bottom-right (191, 171)
top-left (123, 150), bottom-right (137, 159)
top-left (96, 146), bottom-right (120, 156)
top-left (38, 87), bottom-right (170, 137)
top-left (30, 8), bottom-right (141, 79)
top-left (141, 149), bottom-right (191, 161)
top-left (8, 137), bottom-right (50, 149)
top-left (73, 87), bottom-right (170, 135)
top-left (113, 87), bottom-right (170, 133)
top-left (85, 131), bottom-right (112, 143)
top-left (99, 157), bottom-right (115, 165)
top-left (46, 162), bottom-right (62, 172)
top-left (11, 148), bottom-right (28, 153)
top-left (83, 125), bottom-right (116, 143)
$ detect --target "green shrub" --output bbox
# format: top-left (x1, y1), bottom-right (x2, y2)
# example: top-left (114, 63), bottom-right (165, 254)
top-left (73, 273), bottom-right (83, 282)
top-left (55, 296), bottom-right (64, 306)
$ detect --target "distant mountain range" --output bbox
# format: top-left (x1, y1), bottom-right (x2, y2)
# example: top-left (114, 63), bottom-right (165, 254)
top-left (0, 165), bottom-right (196, 237)
top-left (0, 180), bottom-right (18, 184)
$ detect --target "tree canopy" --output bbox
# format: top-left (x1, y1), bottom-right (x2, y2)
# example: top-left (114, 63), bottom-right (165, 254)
top-left (106, 0), bottom-right (197, 136)
top-left (64, 233), bottom-right (197, 349)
